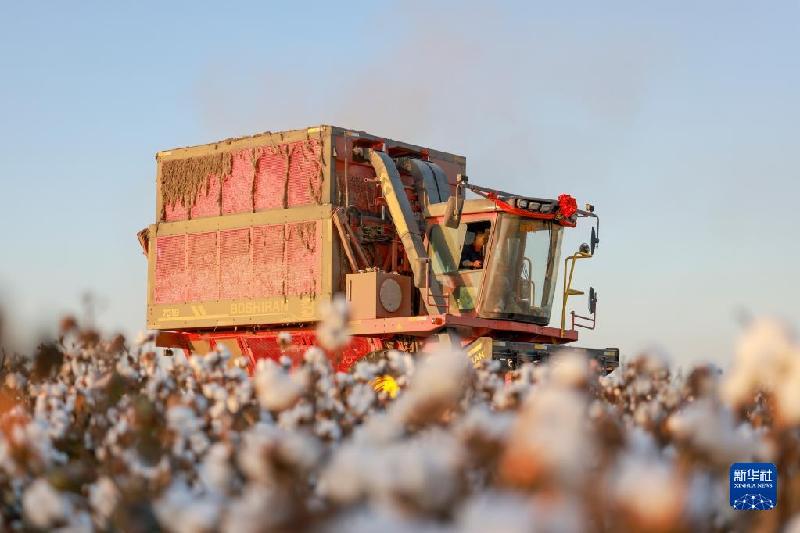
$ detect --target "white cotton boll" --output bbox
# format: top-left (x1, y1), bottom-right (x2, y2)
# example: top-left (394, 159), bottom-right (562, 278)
top-left (116, 355), bottom-right (139, 379)
top-left (234, 379), bottom-right (253, 402)
top-left (124, 451), bottom-right (170, 481)
top-left (352, 361), bottom-right (377, 382)
top-left (335, 371), bottom-right (354, 386)
top-left (89, 477), bottom-right (119, 526)
top-left (388, 350), bottom-right (415, 376)
top-left (353, 412), bottom-right (404, 446)
top-left (189, 354), bottom-right (208, 376)
top-left (317, 295), bottom-right (351, 351)
top-left (167, 405), bottom-right (201, 434)
top-left (347, 382), bottom-right (376, 417)
top-left (667, 398), bottom-right (763, 464)
top-left (599, 366), bottom-right (622, 388)
top-left (189, 431), bottom-right (210, 456)
top-left (221, 485), bottom-right (295, 533)
top-left (282, 430), bottom-right (322, 470)
top-left (154, 479), bottom-right (221, 533)
top-left (277, 400), bottom-right (314, 430)
top-left (208, 401), bottom-right (227, 421)
top-left (318, 444), bottom-right (368, 503)
top-left (390, 347), bottom-right (472, 425)
top-left (356, 430), bottom-right (465, 514)
top-left (200, 443), bottom-right (232, 494)
top-left (502, 383), bottom-right (592, 486)
top-left (304, 346), bottom-right (329, 367)
top-left (457, 491), bottom-right (537, 533)
top-left (225, 395), bottom-right (241, 414)
top-left (238, 423), bottom-right (321, 484)
top-left (316, 418), bottom-right (342, 441)
top-left (610, 454), bottom-right (684, 530)
top-left (721, 319), bottom-right (797, 408)
top-left (253, 359), bottom-right (305, 412)
top-left (549, 350), bottom-right (590, 387)
top-left (454, 404), bottom-right (514, 445)
top-left (201, 383), bottom-right (226, 402)
top-left (20, 419), bottom-right (67, 467)
top-left (316, 374), bottom-right (335, 395)
top-left (166, 404), bottom-right (209, 456)
top-left (217, 345), bottom-right (232, 362)
top-left (23, 478), bottom-right (70, 529)
top-left (322, 430), bottom-right (465, 514)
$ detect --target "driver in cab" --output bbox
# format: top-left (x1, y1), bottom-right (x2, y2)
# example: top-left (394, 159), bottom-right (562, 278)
top-left (460, 231), bottom-right (487, 269)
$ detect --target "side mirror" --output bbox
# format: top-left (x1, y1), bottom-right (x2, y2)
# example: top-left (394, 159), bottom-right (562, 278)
top-left (590, 226), bottom-right (599, 255)
top-left (443, 196), bottom-right (459, 228)
top-left (588, 287), bottom-right (597, 315)
top-left (444, 175), bottom-right (466, 228)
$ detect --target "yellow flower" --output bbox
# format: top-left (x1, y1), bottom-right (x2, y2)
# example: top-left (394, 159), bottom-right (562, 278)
top-left (372, 375), bottom-right (399, 399)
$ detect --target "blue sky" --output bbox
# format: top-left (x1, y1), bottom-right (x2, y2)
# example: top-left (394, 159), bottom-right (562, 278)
top-left (0, 1), bottom-right (797, 364)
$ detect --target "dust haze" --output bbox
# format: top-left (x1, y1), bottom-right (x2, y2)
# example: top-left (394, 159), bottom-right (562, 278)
top-left (192, 1), bottom-right (659, 184)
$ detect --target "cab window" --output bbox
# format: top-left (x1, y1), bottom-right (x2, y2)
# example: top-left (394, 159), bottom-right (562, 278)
top-left (429, 224), bottom-right (466, 275)
top-left (459, 221), bottom-right (491, 270)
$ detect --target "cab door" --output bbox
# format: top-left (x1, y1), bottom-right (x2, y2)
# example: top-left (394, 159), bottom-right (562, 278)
top-left (427, 219), bottom-right (493, 314)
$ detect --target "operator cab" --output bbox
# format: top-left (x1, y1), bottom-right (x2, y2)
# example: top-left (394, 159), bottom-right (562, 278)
top-left (427, 200), bottom-right (564, 326)
top-left (481, 215), bottom-right (563, 325)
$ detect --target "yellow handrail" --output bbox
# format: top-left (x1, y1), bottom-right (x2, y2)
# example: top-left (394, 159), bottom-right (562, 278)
top-left (560, 251), bottom-right (593, 336)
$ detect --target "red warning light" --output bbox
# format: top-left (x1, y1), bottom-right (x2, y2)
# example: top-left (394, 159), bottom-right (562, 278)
top-left (558, 194), bottom-right (578, 218)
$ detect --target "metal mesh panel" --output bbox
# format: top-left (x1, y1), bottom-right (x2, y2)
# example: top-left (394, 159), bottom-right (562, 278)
top-left (222, 150), bottom-right (254, 215)
top-left (284, 221), bottom-right (320, 297)
top-left (287, 139), bottom-right (323, 207)
top-left (253, 139), bottom-right (323, 211)
top-left (190, 177), bottom-right (221, 219)
top-left (154, 219), bottom-right (322, 306)
top-left (252, 224), bottom-right (285, 298)
top-left (187, 232), bottom-right (219, 301)
top-left (154, 235), bottom-right (187, 304)
top-left (163, 137), bottom-right (323, 221)
top-left (253, 147), bottom-right (288, 211)
top-left (220, 228), bottom-right (251, 300)
top-left (164, 201), bottom-right (189, 222)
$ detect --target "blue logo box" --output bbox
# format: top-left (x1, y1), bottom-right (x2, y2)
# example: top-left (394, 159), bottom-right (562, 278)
top-left (730, 462), bottom-right (777, 510)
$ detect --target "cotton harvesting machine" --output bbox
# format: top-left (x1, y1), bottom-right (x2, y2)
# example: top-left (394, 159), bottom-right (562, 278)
top-left (138, 125), bottom-right (618, 372)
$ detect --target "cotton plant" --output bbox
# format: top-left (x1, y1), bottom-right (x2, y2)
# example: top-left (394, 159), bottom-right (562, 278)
top-left (0, 316), bottom-right (799, 531)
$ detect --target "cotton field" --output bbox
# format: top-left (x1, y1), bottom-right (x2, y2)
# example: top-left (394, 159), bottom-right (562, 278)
top-left (1, 314), bottom-right (799, 532)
